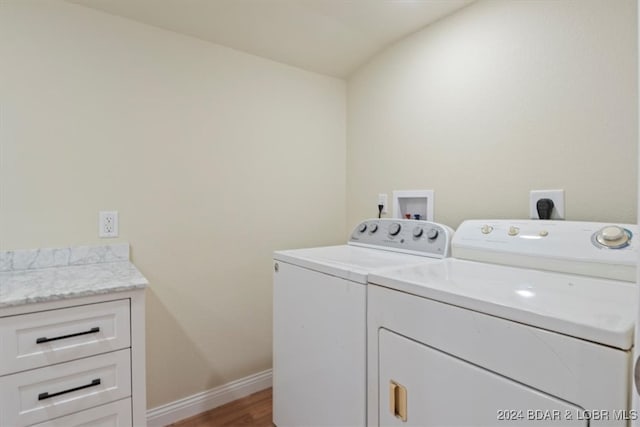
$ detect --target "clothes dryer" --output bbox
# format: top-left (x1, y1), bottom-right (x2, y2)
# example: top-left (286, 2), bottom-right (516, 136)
top-left (368, 220), bottom-right (637, 426)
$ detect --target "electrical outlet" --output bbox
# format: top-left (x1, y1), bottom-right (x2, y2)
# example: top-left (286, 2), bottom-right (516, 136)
top-left (529, 190), bottom-right (565, 220)
top-left (378, 193), bottom-right (388, 214)
top-left (99, 211), bottom-right (119, 238)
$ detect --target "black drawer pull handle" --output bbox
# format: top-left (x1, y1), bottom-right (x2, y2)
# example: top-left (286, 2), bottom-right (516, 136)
top-left (38, 378), bottom-right (101, 401)
top-left (36, 327), bottom-right (100, 344)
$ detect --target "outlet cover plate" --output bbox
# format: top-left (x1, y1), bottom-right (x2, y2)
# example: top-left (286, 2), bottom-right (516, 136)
top-left (529, 190), bottom-right (565, 220)
top-left (378, 193), bottom-right (388, 214)
top-left (99, 211), bottom-right (119, 238)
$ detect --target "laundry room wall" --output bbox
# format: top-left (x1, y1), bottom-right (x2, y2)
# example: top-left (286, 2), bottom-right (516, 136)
top-left (0, 0), bottom-right (346, 409)
top-left (347, 0), bottom-right (638, 230)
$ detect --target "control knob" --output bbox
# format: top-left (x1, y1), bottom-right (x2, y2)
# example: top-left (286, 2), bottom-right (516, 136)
top-left (389, 223), bottom-right (402, 236)
top-left (412, 227), bottom-right (423, 238)
top-left (358, 223), bottom-right (367, 233)
top-left (426, 228), bottom-right (439, 240)
top-left (369, 224), bottom-right (378, 233)
top-left (594, 225), bottom-right (630, 249)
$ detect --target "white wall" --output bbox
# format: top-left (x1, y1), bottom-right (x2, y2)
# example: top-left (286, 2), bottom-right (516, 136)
top-left (0, 0), bottom-right (346, 408)
top-left (348, 0), bottom-right (638, 229)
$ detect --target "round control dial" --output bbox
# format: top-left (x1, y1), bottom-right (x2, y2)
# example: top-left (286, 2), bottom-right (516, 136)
top-left (412, 227), bottom-right (423, 238)
top-left (426, 228), bottom-right (439, 240)
top-left (358, 223), bottom-right (367, 233)
top-left (594, 225), bottom-right (631, 249)
top-left (369, 224), bottom-right (378, 233)
top-left (389, 223), bottom-right (402, 236)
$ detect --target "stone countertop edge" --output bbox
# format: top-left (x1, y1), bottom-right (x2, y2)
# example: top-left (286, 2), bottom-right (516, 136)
top-left (0, 243), bottom-right (149, 308)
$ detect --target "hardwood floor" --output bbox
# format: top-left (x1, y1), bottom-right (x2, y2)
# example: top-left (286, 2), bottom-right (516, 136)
top-left (169, 388), bottom-right (274, 427)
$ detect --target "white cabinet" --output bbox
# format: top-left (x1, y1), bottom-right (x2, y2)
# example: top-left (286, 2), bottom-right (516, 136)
top-left (378, 329), bottom-right (585, 426)
top-left (0, 299), bottom-right (131, 375)
top-left (31, 399), bottom-right (133, 427)
top-left (0, 349), bottom-right (131, 426)
top-left (0, 291), bottom-right (146, 427)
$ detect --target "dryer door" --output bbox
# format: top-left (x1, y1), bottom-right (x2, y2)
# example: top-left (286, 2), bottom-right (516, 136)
top-left (378, 329), bottom-right (586, 426)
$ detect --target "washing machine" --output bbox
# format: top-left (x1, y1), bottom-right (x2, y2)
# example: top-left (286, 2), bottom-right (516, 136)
top-left (273, 218), bottom-right (454, 427)
top-left (367, 220), bottom-right (638, 427)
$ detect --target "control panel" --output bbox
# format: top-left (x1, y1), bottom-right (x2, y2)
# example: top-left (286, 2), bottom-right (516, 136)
top-left (453, 220), bottom-right (638, 281)
top-left (349, 219), bottom-right (453, 258)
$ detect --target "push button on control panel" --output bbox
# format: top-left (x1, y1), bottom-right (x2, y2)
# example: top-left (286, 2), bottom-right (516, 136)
top-left (481, 225), bottom-right (493, 234)
top-left (508, 226), bottom-right (520, 236)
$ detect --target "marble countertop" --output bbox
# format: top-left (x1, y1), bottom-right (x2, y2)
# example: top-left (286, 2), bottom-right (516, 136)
top-left (0, 243), bottom-right (148, 308)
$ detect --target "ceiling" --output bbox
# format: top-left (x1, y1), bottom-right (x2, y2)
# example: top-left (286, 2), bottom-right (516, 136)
top-left (68, 0), bottom-right (474, 78)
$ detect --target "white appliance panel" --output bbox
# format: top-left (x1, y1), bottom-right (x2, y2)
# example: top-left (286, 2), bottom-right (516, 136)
top-left (453, 220), bottom-right (637, 281)
top-left (367, 285), bottom-right (630, 427)
top-left (379, 329), bottom-right (586, 426)
top-left (369, 258), bottom-right (636, 349)
top-left (273, 261), bottom-right (366, 426)
top-left (274, 245), bottom-right (430, 284)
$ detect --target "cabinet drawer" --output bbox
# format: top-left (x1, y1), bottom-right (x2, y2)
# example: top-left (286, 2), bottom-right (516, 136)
top-left (0, 299), bottom-right (130, 375)
top-left (0, 349), bottom-right (131, 427)
top-left (31, 398), bottom-right (132, 427)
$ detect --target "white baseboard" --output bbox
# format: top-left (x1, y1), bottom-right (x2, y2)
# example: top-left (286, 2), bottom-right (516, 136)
top-left (146, 369), bottom-right (272, 426)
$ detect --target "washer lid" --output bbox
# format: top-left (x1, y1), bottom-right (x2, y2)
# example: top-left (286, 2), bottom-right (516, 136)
top-left (274, 245), bottom-right (435, 284)
top-left (368, 258), bottom-right (637, 350)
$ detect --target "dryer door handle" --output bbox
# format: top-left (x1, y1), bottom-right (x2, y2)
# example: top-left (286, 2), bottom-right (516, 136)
top-left (389, 380), bottom-right (407, 422)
